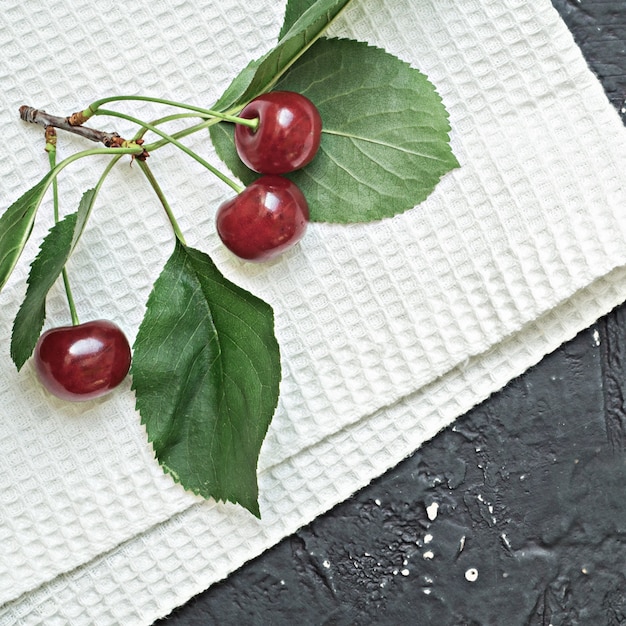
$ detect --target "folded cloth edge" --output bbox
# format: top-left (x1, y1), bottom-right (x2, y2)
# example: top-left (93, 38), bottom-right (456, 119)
top-left (2, 265), bottom-right (625, 626)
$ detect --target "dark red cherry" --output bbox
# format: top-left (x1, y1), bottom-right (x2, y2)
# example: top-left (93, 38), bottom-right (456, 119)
top-left (234, 91), bottom-right (322, 174)
top-left (34, 320), bottom-right (132, 401)
top-left (216, 175), bottom-right (309, 262)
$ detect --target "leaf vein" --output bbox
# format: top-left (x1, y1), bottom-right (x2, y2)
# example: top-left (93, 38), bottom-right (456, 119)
top-left (323, 128), bottom-right (452, 163)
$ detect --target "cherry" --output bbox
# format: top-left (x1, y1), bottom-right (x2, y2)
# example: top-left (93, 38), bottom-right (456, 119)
top-left (34, 320), bottom-right (132, 402)
top-left (234, 91), bottom-right (322, 174)
top-left (216, 175), bottom-right (309, 262)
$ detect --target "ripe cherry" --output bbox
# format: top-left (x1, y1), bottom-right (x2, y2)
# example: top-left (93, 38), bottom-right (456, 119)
top-left (235, 91), bottom-right (322, 174)
top-left (216, 175), bottom-right (309, 262)
top-left (34, 320), bottom-right (132, 401)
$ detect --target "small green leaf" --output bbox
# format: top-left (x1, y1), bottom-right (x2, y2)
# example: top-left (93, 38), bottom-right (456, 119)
top-left (211, 37), bottom-right (459, 223)
top-left (68, 188), bottom-right (96, 250)
top-left (131, 241), bottom-right (281, 517)
top-left (0, 173), bottom-right (54, 291)
top-left (213, 0), bottom-right (354, 112)
top-left (10, 189), bottom-right (96, 371)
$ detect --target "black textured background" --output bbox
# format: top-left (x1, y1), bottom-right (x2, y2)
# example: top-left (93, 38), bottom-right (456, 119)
top-left (157, 1), bottom-right (626, 624)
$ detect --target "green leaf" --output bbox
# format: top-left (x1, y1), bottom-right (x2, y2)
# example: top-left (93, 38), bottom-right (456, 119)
top-left (68, 188), bottom-right (96, 250)
top-left (279, 0), bottom-right (318, 39)
top-left (210, 37), bottom-right (459, 223)
top-left (131, 241), bottom-right (281, 517)
top-left (0, 173), bottom-right (54, 291)
top-left (213, 0), bottom-right (354, 112)
top-left (10, 189), bottom-right (96, 371)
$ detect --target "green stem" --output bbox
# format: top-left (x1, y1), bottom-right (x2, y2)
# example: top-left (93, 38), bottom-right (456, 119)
top-left (46, 142), bottom-right (60, 223)
top-left (138, 115), bottom-right (224, 151)
top-left (0, 143), bottom-right (142, 293)
top-left (61, 269), bottom-right (80, 326)
top-left (83, 95), bottom-right (258, 130)
top-left (46, 135), bottom-right (80, 326)
top-left (132, 112), bottom-right (211, 140)
top-left (136, 160), bottom-right (187, 245)
top-left (95, 108), bottom-right (244, 194)
top-left (41, 145), bottom-right (142, 324)
top-left (49, 145), bottom-right (145, 181)
top-left (71, 154), bottom-right (123, 252)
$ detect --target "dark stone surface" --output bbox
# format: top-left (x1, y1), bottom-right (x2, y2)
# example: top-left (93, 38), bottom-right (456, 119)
top-left (156, 2), bottom-right (626, 624)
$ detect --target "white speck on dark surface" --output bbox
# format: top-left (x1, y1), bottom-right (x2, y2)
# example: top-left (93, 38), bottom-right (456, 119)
top-left (465, 568), bottom-right (479, 583)
top-left (426, 502), bottom-right (439, 521)
top-left (593, 328), bottom-right (601, 345)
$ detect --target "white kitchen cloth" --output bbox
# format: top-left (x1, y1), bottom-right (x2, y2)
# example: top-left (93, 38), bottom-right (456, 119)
top-left (1, 0), bottom-right (625, 623)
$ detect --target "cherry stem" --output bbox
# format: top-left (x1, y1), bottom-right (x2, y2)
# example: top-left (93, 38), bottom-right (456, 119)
top-left (137, 159), bottom-right (187, 245)
top-left (45, 145), bottom-right (146, 189)
top-left (141, 116), bottom-right (224, 151)
top-left (81, 95), bottom-right (258, 131)
top-left (45, 127), bottom-right (80, 326)
top-left (126, 112), bottom-right (223, 149)
top-left (61, 262), bottom-right (80, 326)
top-left (95, 108), bottom-right (244, 194)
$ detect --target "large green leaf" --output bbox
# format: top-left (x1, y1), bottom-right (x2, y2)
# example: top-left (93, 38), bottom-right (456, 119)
top-left (279, 0), bottom-right (317, 39)
top-left (0, 173), bottom-right (53, 291)
top-left (213, 0), bottom-right (354, 112)
top-left (131, 241), bottom-right (281, 517)
top-left (10, 189), bottom-right (96, 370)
top-left (210, 37), bottom-right (459, 223)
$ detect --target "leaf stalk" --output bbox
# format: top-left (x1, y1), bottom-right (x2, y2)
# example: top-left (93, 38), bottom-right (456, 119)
top-left (137, 160), bottom-right (187, 245)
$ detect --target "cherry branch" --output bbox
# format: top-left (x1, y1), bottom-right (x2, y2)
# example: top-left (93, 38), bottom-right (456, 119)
top-left (19, 106), bottom-right (147, 158)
